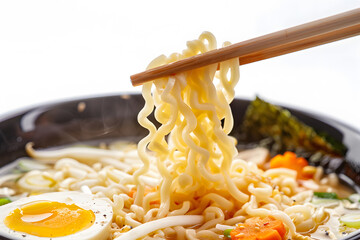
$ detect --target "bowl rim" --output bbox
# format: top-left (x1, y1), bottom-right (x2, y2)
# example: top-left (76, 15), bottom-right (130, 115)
top-left (0, 93), bottom-right (359, 133)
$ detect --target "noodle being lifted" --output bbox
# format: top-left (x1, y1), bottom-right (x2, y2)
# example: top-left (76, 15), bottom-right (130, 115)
top-left (134, 31), bottom-right (245, 217)
top-left (125, 31), bottom-right (304, 239)
top-left (0, 32), bottom-right (359, 240)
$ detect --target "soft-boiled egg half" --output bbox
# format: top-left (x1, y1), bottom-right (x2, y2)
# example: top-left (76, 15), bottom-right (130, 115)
top-left (0, 192), bottom-right (113, 240)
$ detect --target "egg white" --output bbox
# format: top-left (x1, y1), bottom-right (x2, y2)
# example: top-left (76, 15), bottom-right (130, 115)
top-left (0, 191), bottom-right (113, 240)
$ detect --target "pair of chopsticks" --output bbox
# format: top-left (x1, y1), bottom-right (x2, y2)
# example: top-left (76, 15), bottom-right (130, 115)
top-left (131, 8), bottom-right (360, 86)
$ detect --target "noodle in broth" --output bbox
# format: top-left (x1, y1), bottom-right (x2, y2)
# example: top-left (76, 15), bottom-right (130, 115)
top-left (1, 32), bottom-right (359, 240)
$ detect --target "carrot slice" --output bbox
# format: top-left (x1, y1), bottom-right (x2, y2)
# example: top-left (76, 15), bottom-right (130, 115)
top-left (268, 220), bottom-right (287, 237)
top-left (230, 216), bottom-right (286, 240)
top-left (270, 151), bottom-right (312, 179)
top-left (257, 229), bottom-right (282, 240)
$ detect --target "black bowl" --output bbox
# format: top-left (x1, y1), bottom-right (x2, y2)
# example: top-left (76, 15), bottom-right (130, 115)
top-left (0, 94), bottom-right (360, 240)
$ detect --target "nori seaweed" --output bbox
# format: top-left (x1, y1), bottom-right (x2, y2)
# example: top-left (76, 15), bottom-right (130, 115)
top-left (240, 97), bottom-right (347, 157)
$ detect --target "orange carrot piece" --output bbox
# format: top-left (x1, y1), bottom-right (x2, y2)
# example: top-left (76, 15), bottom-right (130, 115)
top-left (230, 216), bottom-right (286, 240)
top-left (257, 229), bottom-right (282, 240)
top-left (267, 219), bottom-right (287, 237)
top-left (270, 151), bottom-right (311, 179)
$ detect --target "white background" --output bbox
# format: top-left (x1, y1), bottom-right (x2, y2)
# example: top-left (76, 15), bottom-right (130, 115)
top-left (0, 1), bottom-right (359, 129)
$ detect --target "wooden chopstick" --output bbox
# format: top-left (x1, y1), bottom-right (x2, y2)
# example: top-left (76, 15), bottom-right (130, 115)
top-left (238, 23), bottom-right (360, 65)
top-left (131, 8), bottom-right (360, 86)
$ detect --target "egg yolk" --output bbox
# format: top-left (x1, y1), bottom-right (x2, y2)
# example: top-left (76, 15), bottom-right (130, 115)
top-left (4, 200), bottom-right (95, 237)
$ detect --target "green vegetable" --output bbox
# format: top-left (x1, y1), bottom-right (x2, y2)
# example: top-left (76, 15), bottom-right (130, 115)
top-left (0, 198), bottom-right (11, 206)
top-left (240, 97), bottom-right (347, 156)
top-left (224, 229), bottom-right (232, 238)
top-left (313, 192), bottom-right (338, 199)
top-left (340, 213), bottom-right (360, 228)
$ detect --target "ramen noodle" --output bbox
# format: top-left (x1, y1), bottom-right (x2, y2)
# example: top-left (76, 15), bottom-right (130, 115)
top-left (0, 32), bottom-right (359, 240)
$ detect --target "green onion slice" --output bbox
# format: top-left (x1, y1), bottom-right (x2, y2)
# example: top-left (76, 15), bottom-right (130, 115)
top-left (313, 192), bottom-right (338, 199)
top-left (224, 229), bottom-right (232, 238)
top-left (0, 198), bottom-right (11, 206)
top-left (340, 213), bottom-right (360, 228)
